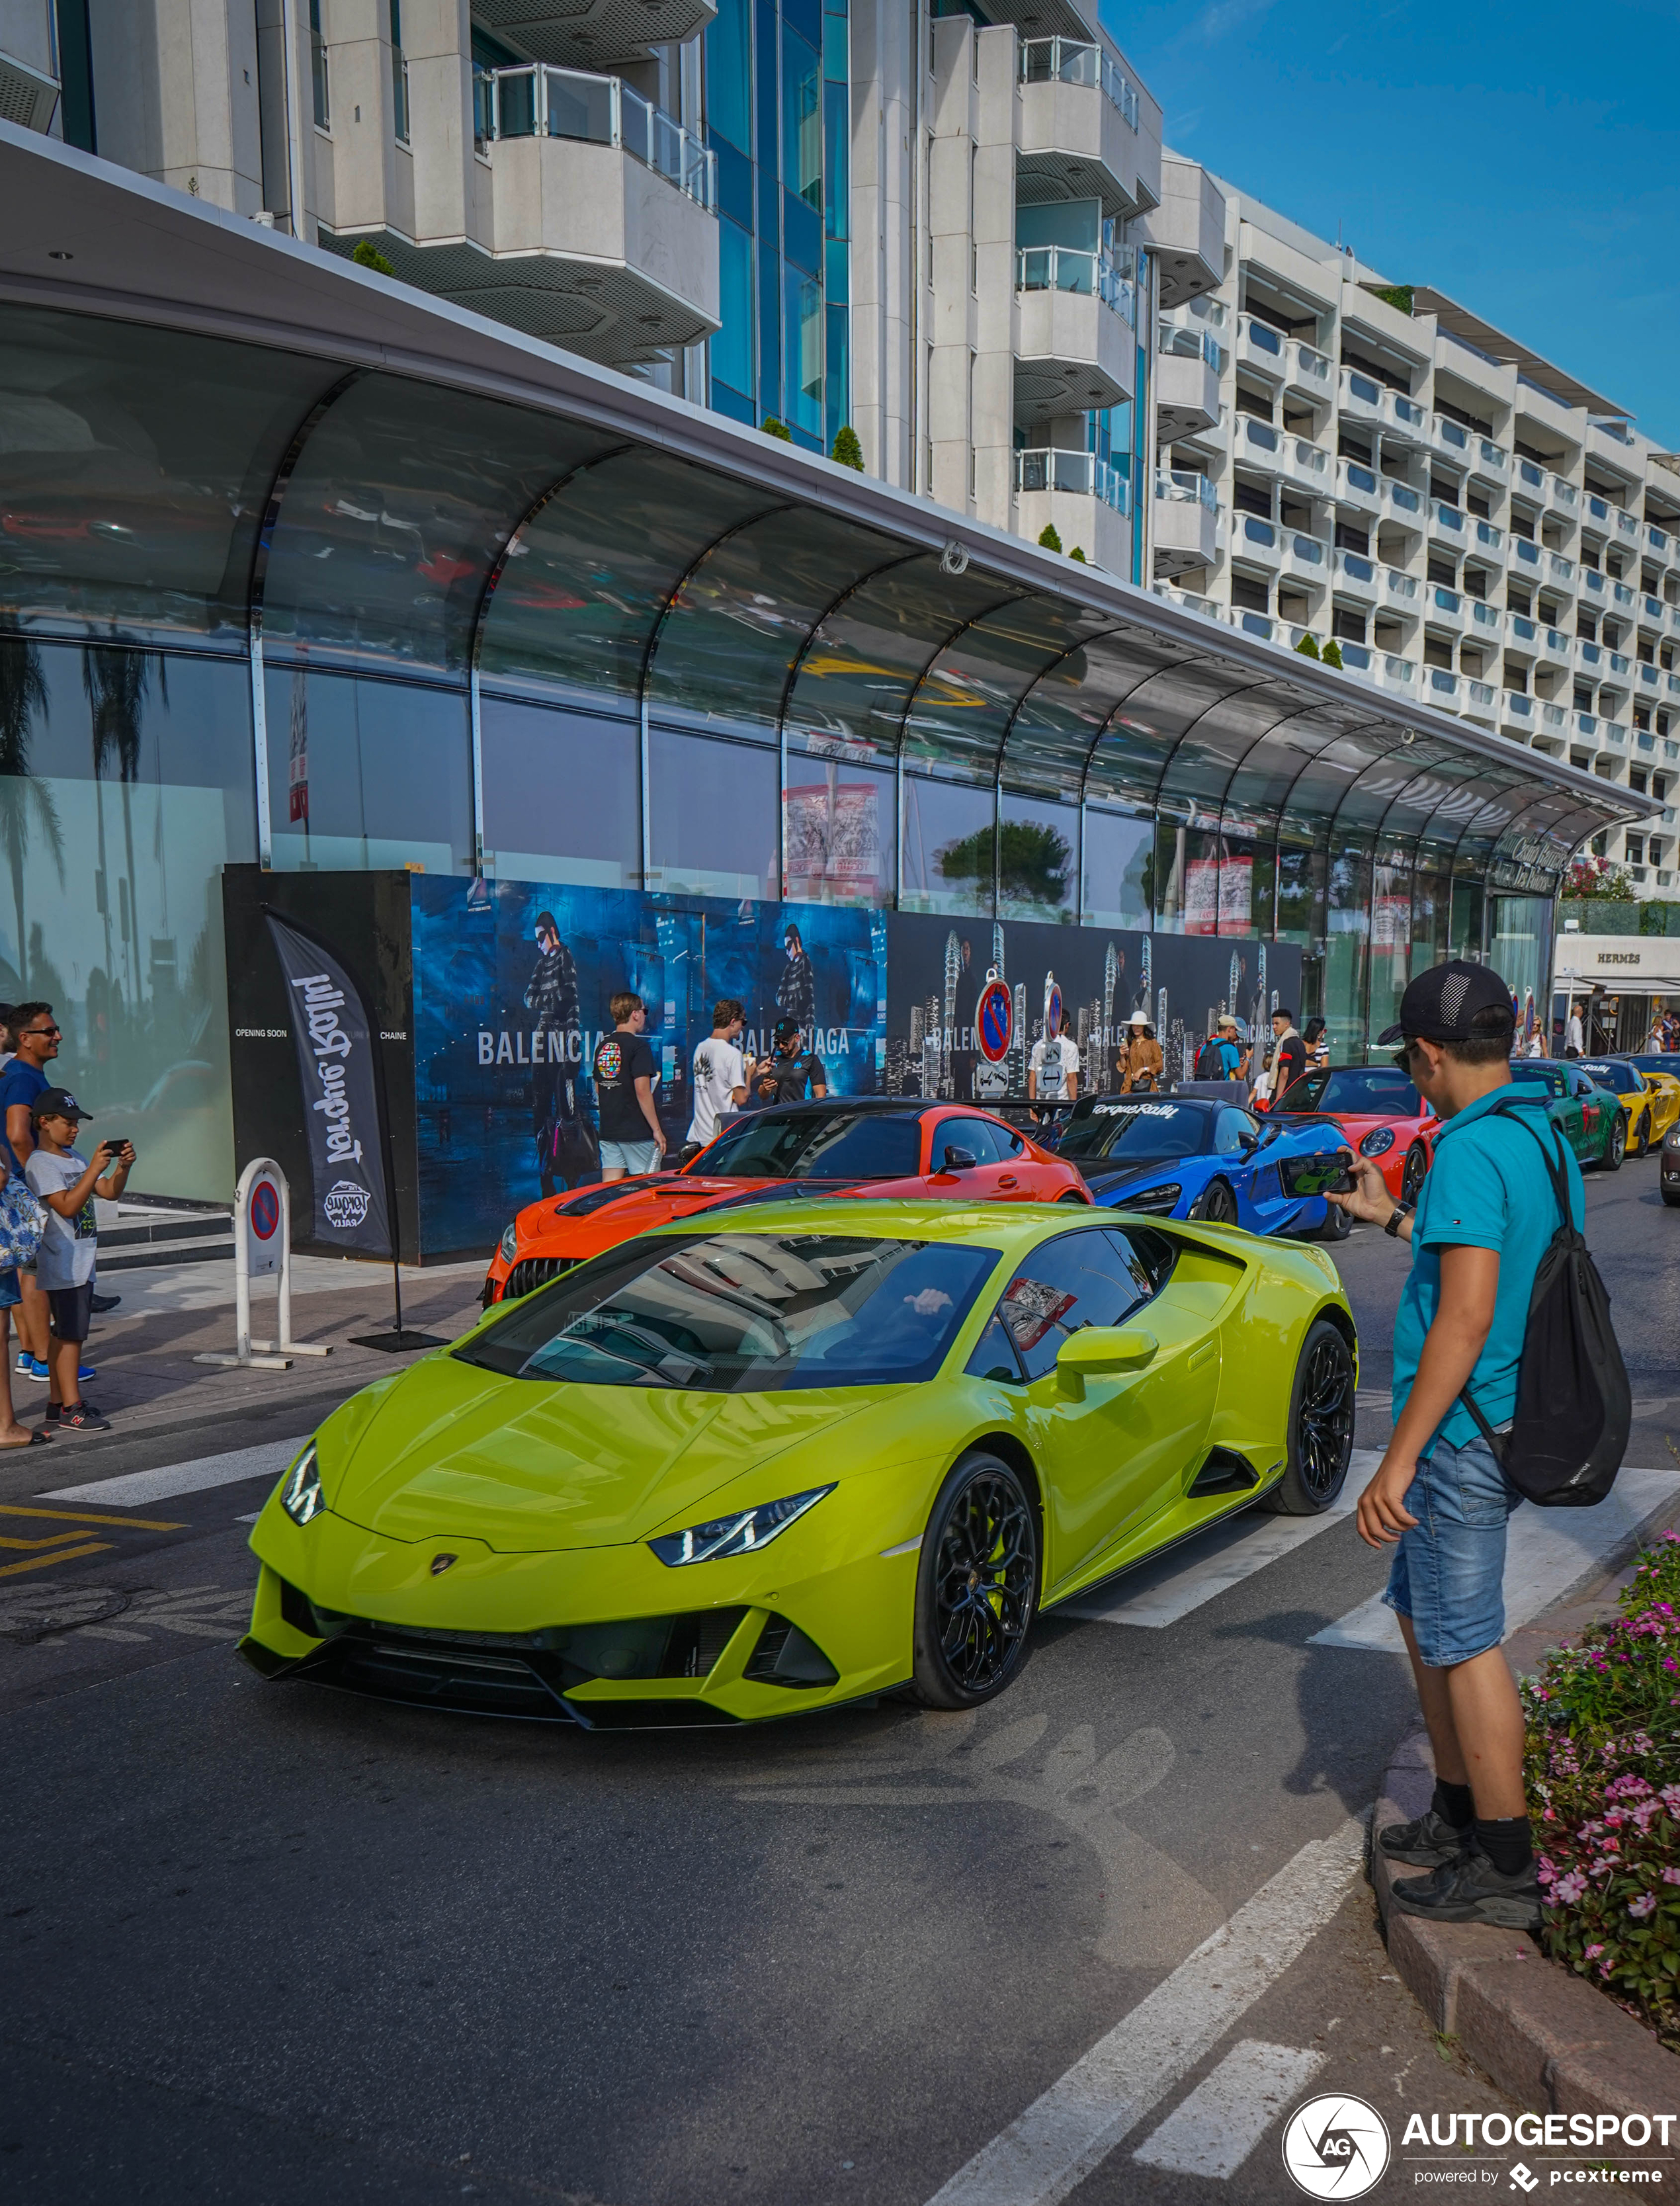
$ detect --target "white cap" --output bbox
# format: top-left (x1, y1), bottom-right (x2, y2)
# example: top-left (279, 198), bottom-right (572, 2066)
top-left (1127, 1010), bottom-right (1151, 1027)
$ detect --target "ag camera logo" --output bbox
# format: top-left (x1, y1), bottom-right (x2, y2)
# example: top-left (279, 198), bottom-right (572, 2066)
top-left (323, 1180), bottom-right (372, 1230)
top-left (1281, 2093), bottom-right (1391, 2199)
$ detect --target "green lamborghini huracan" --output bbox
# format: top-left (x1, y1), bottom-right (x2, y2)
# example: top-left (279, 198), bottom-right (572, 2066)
top-left (241, 1200), bottom-right (1357, 1725)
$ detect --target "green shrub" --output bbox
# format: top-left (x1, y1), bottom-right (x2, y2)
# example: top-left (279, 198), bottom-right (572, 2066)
top-left (1294, 632), bottom-right (1321, 659)
top-left (1070, 546), bottom-right (1087, 563)
top-left (830, 425), bottom-right (864, 471)
top-left (1375, 284), bottom-right (1414, 315)
top-left (1322, 638), bottom-right (1343, 668)
top-left (762, 417), bottom-right (793, 443)
top-left (1037, 523), bottom-right (1062, 553)
top-left (352, 239), bottom-right (396, 276)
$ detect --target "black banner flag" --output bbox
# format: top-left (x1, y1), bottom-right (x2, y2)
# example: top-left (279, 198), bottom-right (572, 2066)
top-left (265, 912), bottom-right (394, 1259)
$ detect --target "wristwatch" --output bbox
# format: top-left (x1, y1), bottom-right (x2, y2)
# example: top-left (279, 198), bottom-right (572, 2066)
top-left (1384, 1199), bottom-right (1413, 1238)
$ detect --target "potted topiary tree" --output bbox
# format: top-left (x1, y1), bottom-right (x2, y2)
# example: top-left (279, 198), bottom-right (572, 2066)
top-left (1038, 523), bottom-right (1062, 553)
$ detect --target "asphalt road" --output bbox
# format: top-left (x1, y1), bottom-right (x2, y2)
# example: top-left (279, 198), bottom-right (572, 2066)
top-left (3, 1158), bottom-right (1677, 2206)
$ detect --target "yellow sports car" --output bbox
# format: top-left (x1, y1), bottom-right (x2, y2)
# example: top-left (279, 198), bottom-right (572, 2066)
top-left (241, 1201), bottom-right (1357, 1726)
top-left (1578, 1058), bottom-right (1680, 1157)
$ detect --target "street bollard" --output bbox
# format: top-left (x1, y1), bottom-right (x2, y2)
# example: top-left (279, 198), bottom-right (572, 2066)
top-left (194, 1158), bottom-right (334, 1371)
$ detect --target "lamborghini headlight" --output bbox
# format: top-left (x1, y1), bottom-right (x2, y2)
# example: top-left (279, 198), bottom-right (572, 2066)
top-left (278, 1442), bottom-right (324, 1527)
top-left (648, 1484), bottom-right (835, 1567)
top-left (1359, 1127), bottom-right (1396, 1158)
top-left (499, 1221), bottom-right (519, 1263)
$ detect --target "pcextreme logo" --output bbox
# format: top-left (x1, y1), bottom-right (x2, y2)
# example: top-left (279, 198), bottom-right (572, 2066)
top-left (1282, 2094), bottom-right (1392, 2198)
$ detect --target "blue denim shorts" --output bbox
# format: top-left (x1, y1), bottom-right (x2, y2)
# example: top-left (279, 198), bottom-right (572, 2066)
top-left (599, 1138), bottom-right (661, 1175)
top-left (0, 1267), bottom-right (18, 1311)
top-left (1381, 1431), bottom-right (1523, 1668)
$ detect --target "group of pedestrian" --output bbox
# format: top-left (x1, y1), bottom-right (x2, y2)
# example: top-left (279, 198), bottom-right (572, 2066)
top-left (0, 1001), bottom-right (129, 1441)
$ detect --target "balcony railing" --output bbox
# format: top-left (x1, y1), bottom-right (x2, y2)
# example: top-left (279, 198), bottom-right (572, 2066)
top-left (1427, 668), bottom-right (1463, 704)
top-left (472, 63), bottom-right (717, 209)
top-left (1613, 580), bottom-right (1636, 609)
top-left (1019, 36), bottom-right (1139, 126)
top-left (1581, 567), bottom-right (1606, 598)
top-left (1548, 473), bottom-right (1578, 512)
top-left (1643, 595), bottom-right (1664, 623)
top-left (1237, 313), bottom-right (1285, 368)
top-left (1017, 447), bottom-right (1130, 513)
top-left (1516, 458), bottom-right (1546, 494)
top-left (1509, 536), bottom-right (1542, 575)
top-left (1288, 341), bottom-right (1333, 390)
top-left (1503, 689), bottom-right (1534, 725)
top-left (1383, 565), bottom-right (1418, 605)
top-left (1333, 548), bottom-right (1377, 595)
top-left (1387, 392), bottom-right (1427, 437)
top-left (1472, 517), bottom-right (1504, 554)
top-left (1466, 679), bottom-right (1498, 710)
top-left (1469, 599), bottom-right (1503, 642)
top-left (1649, 525), bottom-right (1670, 558)
top-left (1476, 436), bottom-right (1509, 478)
top-left (1431, 412), bottom-right (1472, 455)
top-left (1236, 513), bottom-right (1281, 557)
top-left (1429, 497), bottom-right (1466, 540)
top-left (1288, 437), bottom-right (1330, 491)
top-left (1509, 613), bottom-right (1537, 647)
top-left (1335, 457), bottom-right (1380, 509)
top-left (1341, 366), bottom-right (1384, 413)
top-left (1384, 478), bottom-right (1423, 519)
top-left (1159, 321), bottom-right (1224, 372)
top-left (1236, 416), bottom-right (1282, 463)
top-left (1018, 246), bottom-right (1135, 323)
top-left (1156, 468), bottom-right (1220, 510)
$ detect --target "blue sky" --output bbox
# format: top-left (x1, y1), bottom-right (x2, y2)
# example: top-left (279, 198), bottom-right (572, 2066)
top-left (1103, 0), bottom-right (1680, 444)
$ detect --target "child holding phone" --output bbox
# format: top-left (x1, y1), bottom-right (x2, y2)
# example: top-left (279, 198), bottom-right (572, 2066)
top-left (23, 1087), bottom-right (133, 1431)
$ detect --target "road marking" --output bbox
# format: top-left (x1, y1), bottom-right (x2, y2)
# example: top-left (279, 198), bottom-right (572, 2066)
top-left (1132, 2040), bottom-right (1324, 2181)
top-left (1311, 1464), bottom-right (1680, 1653)
top-left (923, 1816), bottom-right (1366, 2206)
top-left (0, 1542), bottom-right (112, 1577)
top-left (40, 1436), bottom-right (308, 1508)
top-left (0, 1502), bottom-right (187, 1531)
top-left (1061, 1452), bottom-right (1377, 1629)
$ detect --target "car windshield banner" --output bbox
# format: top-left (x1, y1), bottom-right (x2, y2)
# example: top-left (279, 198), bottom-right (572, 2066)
top-left (264, 912), bottom-right (394, 1257)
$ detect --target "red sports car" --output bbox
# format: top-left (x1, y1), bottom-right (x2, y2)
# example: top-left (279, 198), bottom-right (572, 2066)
top-left (1263, 1063), bottom-right (1440, 1203)
top-left (483, 1097), bottom-right (1091, 1304)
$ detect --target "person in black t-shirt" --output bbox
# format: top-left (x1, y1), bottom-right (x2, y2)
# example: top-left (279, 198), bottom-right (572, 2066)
top-left (748, 1018), bottom-right (829, 1107)
top-left (1268, 1007), bottom-right (1308, 1106)
top-left (592, 991), bottom-right (665, 1179)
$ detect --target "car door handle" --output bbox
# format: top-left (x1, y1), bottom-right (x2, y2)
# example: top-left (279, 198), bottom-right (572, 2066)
top-left (998, 1175), bottom-right (1019, 1189)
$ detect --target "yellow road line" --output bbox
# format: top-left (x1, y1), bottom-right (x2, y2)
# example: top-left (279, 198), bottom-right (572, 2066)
top-left (0, 1529), bottom-right (96, 1551)
top-left (0, 1541), bottom-right (113, 1576)
top-left (0, 1504), bottom-right (187, 1531)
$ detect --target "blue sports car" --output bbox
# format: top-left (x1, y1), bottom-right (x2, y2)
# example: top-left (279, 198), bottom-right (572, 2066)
top-left (1051, 1093), bottom-right (1352, 1241)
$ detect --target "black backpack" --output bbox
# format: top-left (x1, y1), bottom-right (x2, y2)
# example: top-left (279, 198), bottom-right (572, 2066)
top-left (1193, 1040), bottom-right (1226, 1080)
top-left (1455, 1099), bottom-right (1630, 1507)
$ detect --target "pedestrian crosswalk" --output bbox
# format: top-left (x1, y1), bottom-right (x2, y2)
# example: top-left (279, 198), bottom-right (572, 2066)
top-left (1131, 2039), bottom-right (1324, 2182)
top-left (39, 1435), bottom-right (308, 1509)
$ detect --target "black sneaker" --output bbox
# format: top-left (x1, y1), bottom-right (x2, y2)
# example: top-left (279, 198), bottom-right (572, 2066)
top-left (57, 1402), bottom-right (110, 1433)
top-left (1387, 1844), bottom-right (1541, 1930)
top-left (1378, 1808), bottom-right (1473, 1867)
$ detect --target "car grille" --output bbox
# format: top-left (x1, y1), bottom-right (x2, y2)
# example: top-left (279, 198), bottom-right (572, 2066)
top-left (503, 1255), bottom-right (579, 1300)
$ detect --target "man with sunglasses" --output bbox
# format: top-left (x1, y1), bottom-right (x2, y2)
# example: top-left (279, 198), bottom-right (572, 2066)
top-left (1, 1003), bottom-right (63, 1381)
top-left (1329, 959), bottom-right (1586, 1932)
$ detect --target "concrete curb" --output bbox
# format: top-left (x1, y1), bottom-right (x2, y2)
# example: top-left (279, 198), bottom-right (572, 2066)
top-left (1369, 1605), bottom-right (1680, 2117)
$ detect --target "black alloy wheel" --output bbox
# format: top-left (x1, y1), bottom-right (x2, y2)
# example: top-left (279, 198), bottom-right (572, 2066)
top-left (1599, 1113), bottom-right (1626, 1172)
top-left (1316, 1193), bottom-right (1351, 1243)
top-left (1261, 1317), bottom-right (1355, 1516)
top-left (1401, 1144), bottom-right (1429, 1203)
top-left (911, 1452), bottom-right (1039, 1708)
top-left (1634, 1111), bottom-right (1650, 1158)
top-left (1056, 1188), bottom-right (1088, 1203)
top-left (1193, 1177), bottom-right (1239, 1224)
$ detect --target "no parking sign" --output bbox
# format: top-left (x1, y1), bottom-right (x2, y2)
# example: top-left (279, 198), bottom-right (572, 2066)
top-left (247, 1167), bottom-right (283, 1279)
top-left (976, 977), bottom-right (1013, 1064)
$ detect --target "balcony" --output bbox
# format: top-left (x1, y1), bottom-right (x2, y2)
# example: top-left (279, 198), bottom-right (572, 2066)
top-left (1234, 415), bottom-right (1286, 473)
top-left (1615, 508), bottom-right (1641, 550)
top-left (1231, 511), bottom-right (1284, 571)
top-left (1015, 448), bottom-right (1132, 572)
top-left (1382, 565), bottom-right (1419, 616)
top-left (1332, 548), bottom-right (1379, 603)
top-left (1638, 661), bottom-right (1661, 693)
top-left (1534, 625), bottom-right (1570, 669)
top-left (1470, 436), bottom-right (1509, 486)
top-left (365, 64), bottom-right (721, 364)
top-left (1470, 517), bottom-right (1505, 557)
top-left (1284, 341), bottom-right (1333, 403)
top-left (1285, 436), bottom-right (1331, 497)
top-left (1384, 390), bottom-right (1429, 448)
top-left (1577, 637), bottom-right (1603, 675)
top-left (1153, 582), bottom-right (1222, 619)
top-left (1640, 595), bottom-right (1665, 629)
top-left (1339, 365), bottom-right (1385, 425)
top-left (1283, 532), bottom-right (1329, 585)
top-left (1015, 247), bottom-right (1136, 420)
top-left (1429, 412), bottom-right (1474, 464)
top-left (1384, 477), bottom-right (1425, 527)
top-left (1236, 314), bottom-right (1287, 379)
top-left (1147, 158), bottom-right (1226, 309)
top-left (1337, 643), bottom-right (1417, 700)
top-left (1513, 456), bottom-right (1547, 499)
top-left (1648, 525), bottom-right (1672, 564)
top-left (1466, 598), bottom-right (1504, 648)
top-left (1424, 667), bottom-right (1464, 708)
top-left (1464, 678), bottom-right (1499, 720)
top-left (1612, 579), bottom-right (1637, 613)
top-left (1018, 38), bottom-right (1150, 221)
top-left (1580, 566), bottom-right (1606, 603)
top-left (1425, 583), bottom-right (1467, 634)
top-left (1575, 712), bottom-right (1602, 745)
top-left (1546, 472), bottom-right (1579, 517)
top-left (1156, 330), bottom-right (1222, 438)
top-left (1428, 497), bottom-right (1468, 551)
top-left (1501, 689), bottom-right (1537, 734)
top-left (1229, 608), bottom-right (1281, 644)
top-left (1154, 469), bottom-right (1223, 569)
top-left (1548, 552), bottom-right (1576, 590)
top-left (1507, 534), bottom-right (1543, 582)
top-left (1333, 457), bottom-right (1380, 516)
top-left (1506, 612), bottom-right (1538, 656)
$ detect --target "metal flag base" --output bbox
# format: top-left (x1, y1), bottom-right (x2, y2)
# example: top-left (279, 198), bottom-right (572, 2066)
top-left (348, 1329), bottom-right (449, 1353)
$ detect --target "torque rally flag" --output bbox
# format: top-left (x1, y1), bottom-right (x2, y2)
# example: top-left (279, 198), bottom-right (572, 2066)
top-left (264, 913), bottom-right (394, 1257)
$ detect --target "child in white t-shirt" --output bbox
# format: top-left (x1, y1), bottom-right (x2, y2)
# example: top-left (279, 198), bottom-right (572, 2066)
top-left (23, 1088), bottom-right (132, 1432)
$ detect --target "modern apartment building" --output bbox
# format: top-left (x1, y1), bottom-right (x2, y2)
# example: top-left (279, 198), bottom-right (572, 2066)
top-left (4, 0), bottom-right (1226, 588)
top-left (1152, 168), bottom-right (1680, 898)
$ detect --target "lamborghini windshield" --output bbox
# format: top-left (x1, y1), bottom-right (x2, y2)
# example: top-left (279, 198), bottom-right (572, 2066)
top-left (688, 1110), bottom-right (923, 1181)
top-left (1274, 1068), bottom-right (1423, 1117)
top-left (458, 1232), bottom-right (997, 1392)
top-left (1055, 1099), bottom-right (1210, 1164)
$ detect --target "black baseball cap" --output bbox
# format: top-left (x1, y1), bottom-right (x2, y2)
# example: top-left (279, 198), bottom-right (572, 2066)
top-left (1377, 960), bottom-right (1514, 1047)
top-left (31, 1086), bottom-right (90, 1123)
top-left (773, 1017), bottom-right (801, 1046)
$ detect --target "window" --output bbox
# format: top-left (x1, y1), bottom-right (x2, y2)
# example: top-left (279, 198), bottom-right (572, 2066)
top-left (901, 774), bottom-right (995, 915)
top-left (706, 0), bottom-right (752, 155)
top-left (714, 217), bottom-right (755, 401)
top-left (310, 0), bottom-right (329, 128)
top-left (998, 792), bottom-right (1077, 921)
top-left (1081, 804), bottom-right (1152, 929)
top-left (1214, 1109), bottom-right (1257, 1156)
top-left (390, 0), bottom-right (409, 140)
top-left (1626, 834), bottom-right (1645, 865)
top-left (648, 727), bottom-right (777, 899)
top-left (264, 667), bottom-right (473, 874)
top-left (479, 697), bottom-right (640, 888)
top-left (993, 1229), bottom-right (1171, 1382)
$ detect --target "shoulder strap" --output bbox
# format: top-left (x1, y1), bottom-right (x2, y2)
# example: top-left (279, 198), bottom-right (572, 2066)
top-left (1453, 1095), bottom-right (1574, 1455)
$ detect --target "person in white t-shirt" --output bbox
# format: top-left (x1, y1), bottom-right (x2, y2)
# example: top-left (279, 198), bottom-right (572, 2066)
top-left (1028, 1013), bottom-right (1081, 1119)
top-left (683, 998), bottom-right (755, 1162)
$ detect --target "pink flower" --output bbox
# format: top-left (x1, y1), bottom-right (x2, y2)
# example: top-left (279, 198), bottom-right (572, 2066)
top-left (1585, 1943), bottom-right (1605, 1959)
top-left (1628, 1893), bottom-right (1658, 1920)
top-left (1554, 1872), bottom-right (1587, 1904)
top-left (1663, 1869), bottom-right (1680, 1887)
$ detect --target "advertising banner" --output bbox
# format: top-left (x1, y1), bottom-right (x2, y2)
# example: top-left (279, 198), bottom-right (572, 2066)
top-left (410, 878), bottom-right (889, 1254)
top-left (263, 912), bottom-right (396, 1257)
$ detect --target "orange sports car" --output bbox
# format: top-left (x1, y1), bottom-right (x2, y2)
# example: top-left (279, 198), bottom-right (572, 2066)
top-left (483, 1097), bottom-right (1091, 1304)
top-left (1264, 1062), bottom-right (1441, 1204)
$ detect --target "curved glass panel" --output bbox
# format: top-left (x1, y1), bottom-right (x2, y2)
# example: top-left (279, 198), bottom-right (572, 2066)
top-left (786, 558), bottom-right (1009, 767)
top-left (479, 449), bottom-right (771, 708)
top-left (647, 728), bottom-right (778, 898)
top-left (1368, 837), bottom-right (1416, 1046)
top-left (0, 305), bottom-right (335, 648)
top-left (997, 791), bottom-right (1078, 921)
top-left (0, 636), bottom-right (255, 1201)
top-left (1081, 802), bottom-right (1153, 929)
top-left (480, 695), bottom-right (639, 889)
top-left (261, 375), bottom-right (608, 677)
top-left (646, 507), bottom-right (900, 741)
top-left (1411, 839), bottom-right (1454, 967)
top-left (783, 728), bottom-right (895, 906)
top-left (1156, 682), bottom-right (1306, 824)
top-left (903, 597), bottom-right (1103, 781)
top-left (1325, 832), bottom-right (1375, 1059)
top-left (1087, 657), bottom-right (1260, 824)
top-left (1007, 626), bottom-right (1172, 803)
top-left (263, 665), bottom-right (472, 873)
top-left (901, 774), bottom-right (995, 915)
